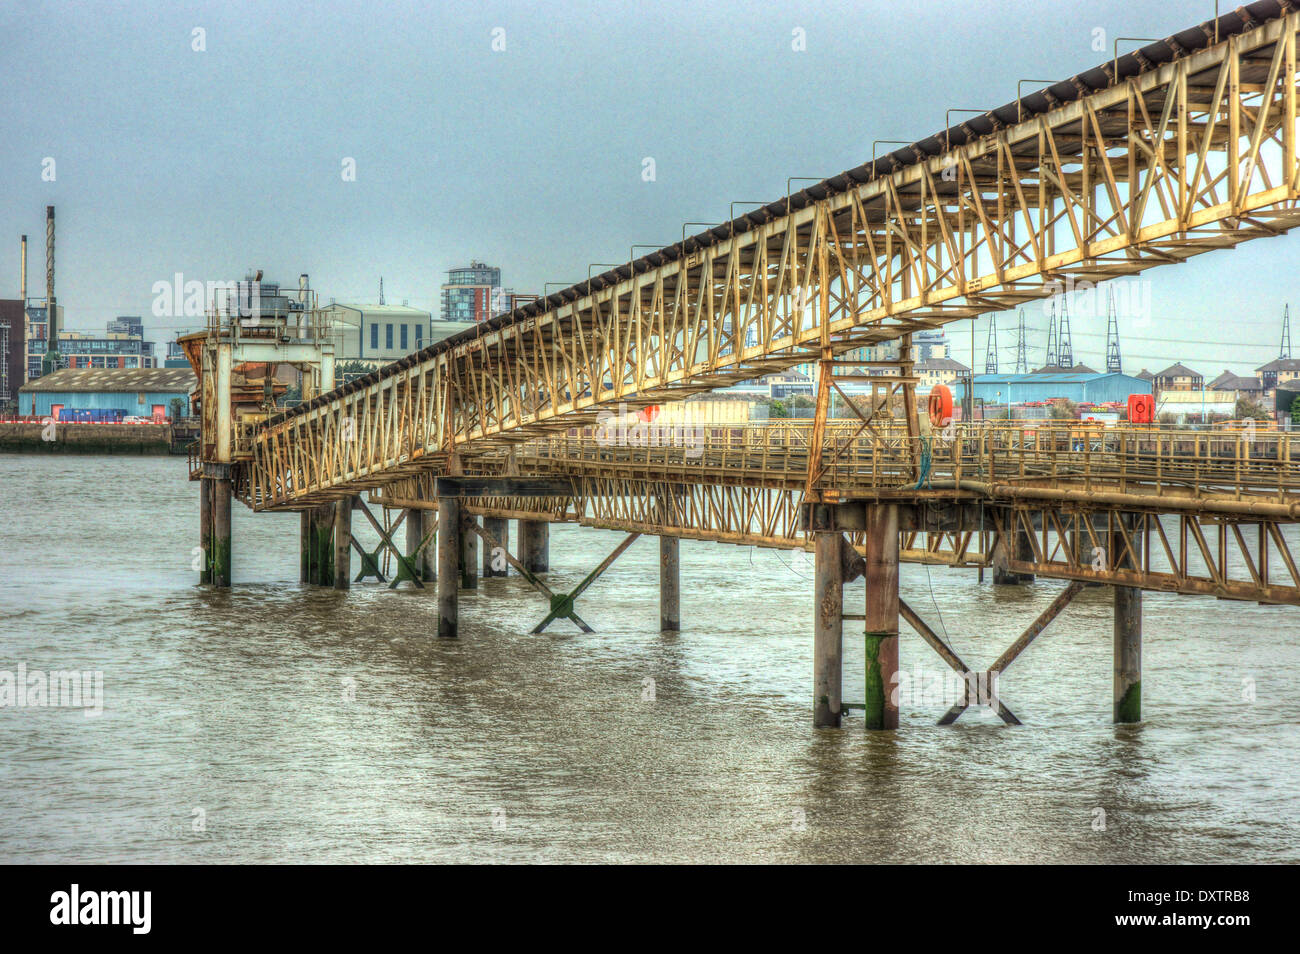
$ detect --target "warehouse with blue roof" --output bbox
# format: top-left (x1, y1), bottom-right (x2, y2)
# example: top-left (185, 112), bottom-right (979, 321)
top-left (957, 370), bottom-right (1153, 406)
top-left (18, 367), bottom-right (196, 419)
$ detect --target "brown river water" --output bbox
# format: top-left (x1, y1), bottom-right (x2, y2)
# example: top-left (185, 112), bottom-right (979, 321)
top-left (0, 454), bottom-right (1297, 863)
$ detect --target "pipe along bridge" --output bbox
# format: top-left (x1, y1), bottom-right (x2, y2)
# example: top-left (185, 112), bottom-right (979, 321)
top-left (187, 2), bottom-right (1300, 728)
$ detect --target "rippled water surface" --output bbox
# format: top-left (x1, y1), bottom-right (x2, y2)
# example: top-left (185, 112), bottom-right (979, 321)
top-left (1, 454), bottom-right (1297, 863)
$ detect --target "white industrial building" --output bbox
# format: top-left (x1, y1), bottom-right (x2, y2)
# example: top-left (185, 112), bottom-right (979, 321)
top-left (321, 303), bottom-right (475, 370)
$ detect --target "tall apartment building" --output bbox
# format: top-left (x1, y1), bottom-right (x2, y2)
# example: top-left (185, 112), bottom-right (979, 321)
top-left (106, 315), bottom-right (144, 337)
top-left (441, 262), bottom-right (501, 323)
top-left (58, 330), bottom-right (157, 369)
top-left (24, 303), bottom-right (64, 380)
top-left (913, 331), bottom-right (949, 361)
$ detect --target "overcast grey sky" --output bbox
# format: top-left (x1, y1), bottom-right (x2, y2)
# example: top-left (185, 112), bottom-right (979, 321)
top-left (1, 0), bottom-right (1294, 377)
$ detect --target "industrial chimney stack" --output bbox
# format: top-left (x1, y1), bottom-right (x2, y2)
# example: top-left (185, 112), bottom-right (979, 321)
top-left (20, 234), bottom-right (27, 302)
top-left (43, 205), bottom-right (58, 374)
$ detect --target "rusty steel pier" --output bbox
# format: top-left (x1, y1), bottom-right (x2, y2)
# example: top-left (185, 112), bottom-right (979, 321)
top-left (184, 2), bottom-right (1300, 729)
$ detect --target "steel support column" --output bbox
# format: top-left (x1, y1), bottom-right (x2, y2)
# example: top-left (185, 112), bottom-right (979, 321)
top-left (521, 519), bottom-right (549, 574)
top-left (334, 497), bottom-right (352, 590)
top-left (460, 511), bottom-right (478, 589)
top-left (1015, 528), bottom-right (1036, 583)
top-left (813, 520), bottom-right (843, 728)
top-left (419, 509), bottom-right (436, 582)
top-left (299, 510), bottom-right (311, 583)
top-left (660, 535), bottom-right (680, 631)
top-left (310, 505), bottom-right (334, 586)
top-left (199, 477), bottom-right (213, 585)
top-left (993, 523), bottom-right (1034, 585)
top-left (1113, 514), bottom-right (1142, 723)
top-left (483, 516), bottom-right (508, 577)
top-left (437, 496), bottom-right (459, 638)
top-left (864, 503), bottom-right (899, 729)
top-left (1114, 586), bottom-right (1142, 723)
top-left (212, 478), bottom-right (232, 588)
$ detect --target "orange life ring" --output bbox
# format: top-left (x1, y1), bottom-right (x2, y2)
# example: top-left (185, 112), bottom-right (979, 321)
top-left (928, 385), bottom-right (953, 426)
top-left (637, 405), bottom-right (660, 423)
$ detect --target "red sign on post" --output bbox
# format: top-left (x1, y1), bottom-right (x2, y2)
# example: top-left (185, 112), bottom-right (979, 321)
top-left (1127, 393), bottom-right (1155, 424)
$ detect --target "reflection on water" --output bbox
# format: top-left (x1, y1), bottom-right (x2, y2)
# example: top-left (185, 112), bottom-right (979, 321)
top-left (0, 454), bottom-right (1296, 862)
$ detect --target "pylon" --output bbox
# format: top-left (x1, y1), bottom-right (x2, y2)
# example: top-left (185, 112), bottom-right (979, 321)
top-left (984, 316), bottom-right (998, 374)
top-left (1105, 288), bottom-right (1122, 374)
top-left (1057, 295), bottom-right (1074, 368)
top-left (1014, 309), bottom-right (1028, 374)
top-left (1045, 301), bottom-right (1058, 368)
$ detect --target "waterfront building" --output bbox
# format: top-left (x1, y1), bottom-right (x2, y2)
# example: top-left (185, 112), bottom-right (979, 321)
top-left (1256, 357), bottom-right (1300, 399)
top-left (57, 330), bottom-right (157, 369)
top-left (1154, 389), bottom-right (1239, 422)
top-left (960, 371), bottom-right (1152, 407)
top-left (26, 315), bottom-right (157, 377)
top-left (913, 330), bottom-right (949, 361)
top-left (1152, 362), bottom-right (1204, 393)
top-left (916, 357), bottom-right (970, 389)
top-left (1208, 370), bottom-right (1265, 402)
top-left (24, 302), bottom-right (64, 381)
top-left (1032, 363), bottom-right (1100, 374)
top-left (18, 367), bottom-right (196, 419)
top-left (766, 369), bottom-right (813, 400)
top-left (441, 262), bottom-right (501, 323)
top-left (321, 303), bottom-right (475, 371)
top-left (0, 300), bottom-right (25, 410)
top-left (106, 315), bottom-right (144, 337)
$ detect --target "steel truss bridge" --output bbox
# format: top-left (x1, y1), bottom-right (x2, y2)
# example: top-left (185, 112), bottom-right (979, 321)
top-left (188, 1), bottom-right (1300, 728)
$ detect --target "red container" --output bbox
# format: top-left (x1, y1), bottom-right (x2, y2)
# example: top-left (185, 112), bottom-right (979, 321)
top-left (1127, 393), bottom-right (1154, 424)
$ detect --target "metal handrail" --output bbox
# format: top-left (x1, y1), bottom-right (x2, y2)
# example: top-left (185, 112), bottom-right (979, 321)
top-left (511, 421), bottom-right (1300, 499)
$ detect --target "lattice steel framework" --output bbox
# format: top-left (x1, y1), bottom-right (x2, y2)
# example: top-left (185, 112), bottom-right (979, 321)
top-left (243, 11), bottom-right (1300, 511)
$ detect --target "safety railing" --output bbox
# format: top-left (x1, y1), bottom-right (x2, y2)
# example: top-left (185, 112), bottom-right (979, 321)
top-left (518, 421), bottom-right (1300, 499)
top-left (233, 419), bottom-right (263, 459)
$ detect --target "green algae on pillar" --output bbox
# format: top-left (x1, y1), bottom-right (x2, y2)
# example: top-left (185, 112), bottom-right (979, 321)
top-left (212, 478), bottom-right (233, 588)
top-left (863, 632), bottom-right (891, 730)
top-left (1113, 585), bottom-right (1142, 723)
top-left (199, 477), bottom-right (213, 585)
